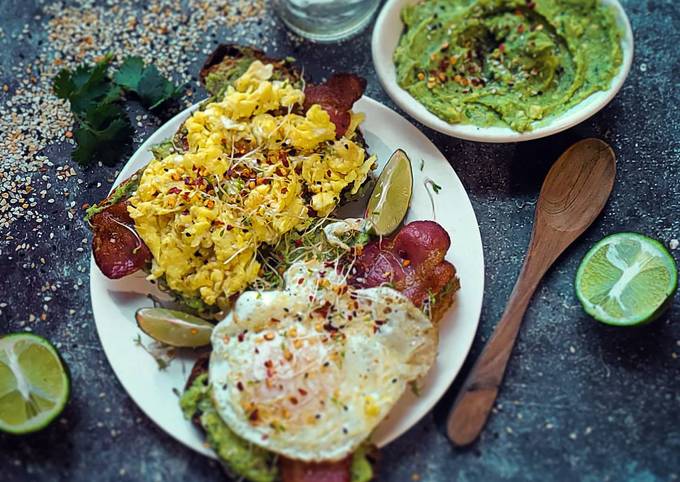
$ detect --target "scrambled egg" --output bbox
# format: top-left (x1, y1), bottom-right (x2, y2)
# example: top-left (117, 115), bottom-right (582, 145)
top-left (128, 61), bottom-right (375, 307)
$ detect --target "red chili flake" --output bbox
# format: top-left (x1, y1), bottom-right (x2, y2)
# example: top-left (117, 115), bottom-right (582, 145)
top-left (499, 43), bottom-right (506, 53)
top-left (294, 239), bottom-right (303, 247)
top-left (297, 277), bottom-right (305, 285)
top-left (289, 397), bottom-right (299, 405)
top-left (270, 318), bottom-right (280, 323)
top-left (298, 388), bottom-right (308, 396)
top-left (264, 360), bottom-right (273, 368)
top-left (517, 24), bottom-right (525, 34)
top-left (238, 332), bottom-right (246, 342)
top-left (315, 302), bottom-right (332, 319)
top-left (526, 0), bottom-right (536, 9)
top-left (323, 322), bottom-right (338, 333)
top-left (249, 409), bottom-right (260, 422)
top-left (279, 151), bottom-right (289, 167)
top-left (168, 187), bottom-right (181, 195)
top-left (294, 166), bottom-right (302, 175)
top-left (237, 381), bottom-right (244, 391)
top-left (281, 187), bottom-right (288, 194)
top-left (226, 224), bottom-right (234, 231)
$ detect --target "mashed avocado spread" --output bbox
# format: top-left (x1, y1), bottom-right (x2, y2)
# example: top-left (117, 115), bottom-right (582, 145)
top-left (180, 374), bottom-right (375, 482)
top-left (394, 0), bottom-right (623, 132)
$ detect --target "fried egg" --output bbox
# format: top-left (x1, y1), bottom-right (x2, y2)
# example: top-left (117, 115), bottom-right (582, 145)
top-left (209, 259), bottom-right (437, 462)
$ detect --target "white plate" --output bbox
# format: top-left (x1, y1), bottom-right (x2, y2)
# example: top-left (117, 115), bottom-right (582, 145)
top-left (372, 0), bottom-right (634, 143)
top-left (89, 96), bottom-right (485, 458)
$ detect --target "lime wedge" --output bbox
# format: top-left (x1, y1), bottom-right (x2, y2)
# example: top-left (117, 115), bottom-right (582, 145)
top-left (136, 308), bottom-right (214, 347)
top-left (0, 333), bottom-right (70, 434)
top-left (365, 149), bottom-right (413, 236)
top-left (576, 233), bottom-right (678, 326)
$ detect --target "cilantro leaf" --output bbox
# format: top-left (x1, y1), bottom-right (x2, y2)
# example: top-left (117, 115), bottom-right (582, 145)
top-left (430, 181), bottom-right (442, 194)
top-left (113, 56), bottom-right (145, 91)
top-left (54, 54), bottom-right (121, 116)
top-left (72, 103), bottom-right (133, 167)
top-left (114, 56), bottom-right (183, 109)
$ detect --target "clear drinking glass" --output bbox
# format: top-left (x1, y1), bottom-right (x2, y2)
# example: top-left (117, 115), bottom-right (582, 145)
top-left (272, 0), bottom-right (381, 43)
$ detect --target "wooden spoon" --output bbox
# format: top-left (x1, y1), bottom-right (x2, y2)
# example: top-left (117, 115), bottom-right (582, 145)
top-left (447, 138), bottom-right (616, 446)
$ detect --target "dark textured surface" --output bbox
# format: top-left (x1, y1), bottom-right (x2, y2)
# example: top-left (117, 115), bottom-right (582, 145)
top-left (1, 1), bottom-right (679, 481)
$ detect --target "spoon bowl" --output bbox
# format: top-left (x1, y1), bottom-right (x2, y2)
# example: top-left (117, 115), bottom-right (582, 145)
top-left (537, 139), bottom-right (616, 234)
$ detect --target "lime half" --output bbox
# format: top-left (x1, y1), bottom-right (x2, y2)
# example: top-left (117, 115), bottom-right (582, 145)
top-left (0, 333), bottom-right (70, 434)
top-left (576, 233), bottom-right (678, 326)
top-left (365, 149), bottom-right (413, 236)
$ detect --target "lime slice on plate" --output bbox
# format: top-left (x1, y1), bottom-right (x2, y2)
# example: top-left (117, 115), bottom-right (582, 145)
top-left (0, 333), bottom-right (70, 434)
top-left (575, 233), bottom-right (678, 326)
top-left (136, 308), bottom-right (214, 347)
top-left (365, 149), bottom-right (413, 236)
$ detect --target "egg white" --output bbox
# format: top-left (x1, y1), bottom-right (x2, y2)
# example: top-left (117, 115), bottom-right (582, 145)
top-left (209, 259), bottom-right (437, 462)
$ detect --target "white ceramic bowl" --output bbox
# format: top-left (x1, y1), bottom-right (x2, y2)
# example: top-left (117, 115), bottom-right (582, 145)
top-left (371, 0), bottom-right (634, 143)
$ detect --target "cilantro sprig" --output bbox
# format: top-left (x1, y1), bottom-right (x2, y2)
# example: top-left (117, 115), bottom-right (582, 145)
top-left (54, 55), bottom-right (132, 166)
top-left (53, 55), bottom-right (183, 167)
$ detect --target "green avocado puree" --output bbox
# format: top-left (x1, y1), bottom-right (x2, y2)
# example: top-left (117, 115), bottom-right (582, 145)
top-left (180, 374), bottom-right (374, 482)
top-left (394, 0), bottom-right (623, 132)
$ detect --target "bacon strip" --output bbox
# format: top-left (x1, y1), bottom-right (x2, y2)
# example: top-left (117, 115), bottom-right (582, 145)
top-left (91, 201), bottom-right (151, 279)
top-left (350, 221), bottom-right (458, 312)
top-left (303, 74), bottom-right (367, 138)
top-left (280, 456), bottom-right (351, 482)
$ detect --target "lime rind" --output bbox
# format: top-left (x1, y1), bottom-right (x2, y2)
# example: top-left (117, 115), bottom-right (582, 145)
top-left (0, 333), bottom-right (70, 434)
top-left (575, 233), bottom-right (678, 326)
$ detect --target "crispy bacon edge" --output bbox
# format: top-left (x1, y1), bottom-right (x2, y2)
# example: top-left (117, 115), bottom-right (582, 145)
top-left (303, 73), bottom-right (367, 138)
top-left (90, 200), bottom-right (151, 279)
top-left (349, 220), bottom-right (460, 323)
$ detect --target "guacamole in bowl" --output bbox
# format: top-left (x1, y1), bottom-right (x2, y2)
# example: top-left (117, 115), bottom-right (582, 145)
top-left (372, 0), bottom-right (634, 142)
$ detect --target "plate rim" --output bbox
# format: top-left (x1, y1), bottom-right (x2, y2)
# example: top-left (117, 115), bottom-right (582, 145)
top-left (371, 0), bottom-right (635, 143)
top-left (89, 94), bottom-right (485, 458)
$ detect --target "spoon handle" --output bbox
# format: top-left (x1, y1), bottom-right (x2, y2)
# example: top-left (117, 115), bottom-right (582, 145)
top-left (446, 250), bottom-right (547, 446)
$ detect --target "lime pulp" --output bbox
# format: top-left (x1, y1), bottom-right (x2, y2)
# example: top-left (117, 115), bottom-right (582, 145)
top-left (575, 233), bottom-right (678, 326)
top-left (136, 307), bottom-right (214, 347)
top-left (0, 333), bottom-right (70, 434)
top-left (365, 149), bottom-right (413, 236)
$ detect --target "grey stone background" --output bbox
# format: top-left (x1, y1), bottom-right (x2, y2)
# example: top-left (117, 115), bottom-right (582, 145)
top-left (1, 1), bottom-right (679, 481)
